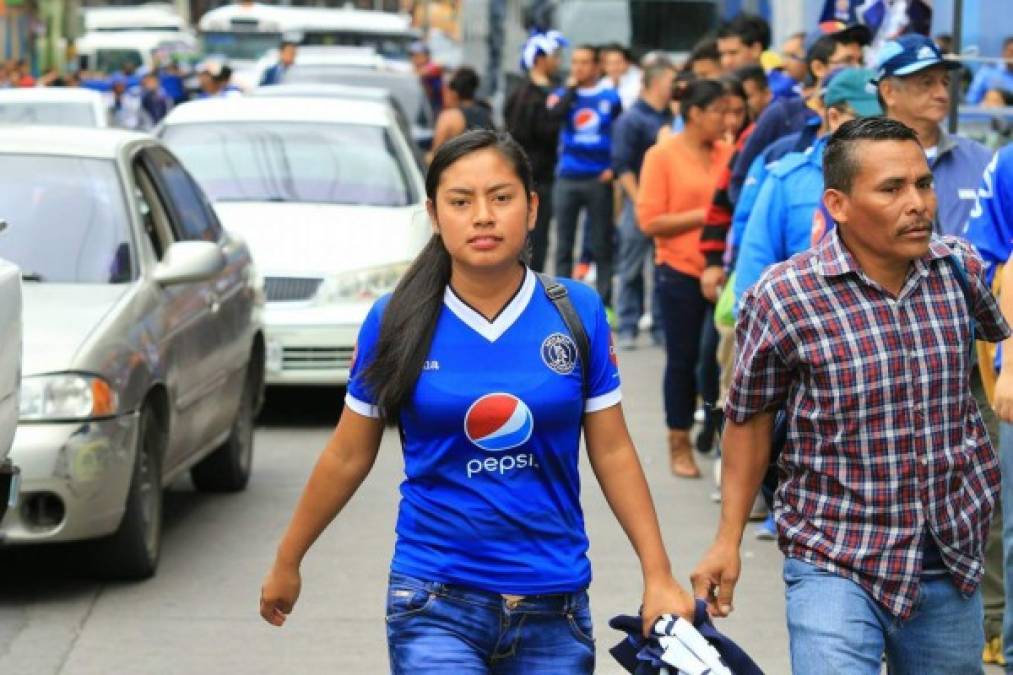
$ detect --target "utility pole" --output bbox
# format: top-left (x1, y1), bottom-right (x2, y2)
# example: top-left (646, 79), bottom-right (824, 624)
top-left (948, 0), bottom-right (963, 134)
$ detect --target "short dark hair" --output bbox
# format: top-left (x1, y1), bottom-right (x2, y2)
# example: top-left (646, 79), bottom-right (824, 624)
top-left (733, 64), bottom-right (768, 91)
top-left (716, 14), bottom-right (771, 50)
top-left (823, 117), bottom-right (920, 194)
top-left (601, 42), bottom-right (633, 63)
top-left (720, 75), bottom-right (746, 101)
top-left (687, 39), bottom-right (719, 68)
top-left (449, 66), bottom-right (480, 100)
top-left (279, 40), bottom-right (297, 50)
top-left (806, 35), bottom-right (839, 67)
top-left (574, 44), bottom-right (600, 62)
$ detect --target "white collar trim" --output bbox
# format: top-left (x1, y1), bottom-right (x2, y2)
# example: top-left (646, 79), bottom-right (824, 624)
top-left (443, 268), bottom-right (537, 342)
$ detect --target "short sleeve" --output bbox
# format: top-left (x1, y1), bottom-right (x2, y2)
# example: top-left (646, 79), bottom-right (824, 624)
top-left (948, 237), bottom-right (1011, 344)
top-left (582, 292), bottom-right (622, 413)
top-left (724, 282), bottom-right (794, 423)
top-left (344, 296), bottom-right (388, 418)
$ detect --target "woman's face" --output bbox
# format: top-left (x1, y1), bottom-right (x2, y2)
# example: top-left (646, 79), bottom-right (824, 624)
top-left (428, 147), bottom-right (537, 272)
top-left (689, 97), bottom-right (729, 142)
top-left (723, 94), bottom-right (747, 138)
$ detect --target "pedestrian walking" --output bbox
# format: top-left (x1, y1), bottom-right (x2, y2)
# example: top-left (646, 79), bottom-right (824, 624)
top-left (259, 40), bottom-right (297, 87)
top-left (504, 29), bottom-right (567, 272)
top-left (692, 117), bottom-right (1010, 675)
top-left (139, 71), bottom-right (173, 125)
top-left (874, 33), bottom-right (994, 234)
top-left (429, 67), bottom-right (494, 159)
top-left (636, 80), bottom-right (734, 478)
top-left (260, 130), bottom-right (695, 673)
top-left (611, 58), bottom-right (675, 350)
top-left (549, 45), bottom-right (622, 310)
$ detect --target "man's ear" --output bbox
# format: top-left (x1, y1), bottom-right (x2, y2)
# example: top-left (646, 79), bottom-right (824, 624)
top-left (823, 188), bottom-right (848, 227)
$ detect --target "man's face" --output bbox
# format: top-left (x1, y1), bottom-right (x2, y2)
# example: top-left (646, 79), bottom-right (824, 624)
top-left (280, 44), bottom-right (297, 67)
top-left (828, 41), bottom-right (863, 68)
top-left (540, 51), bottom-right (560, 76)
top-left (570, 48), bottom-right (599, 86)
top-left (717, 36), bottom-right (761, 72)
top-left (742, 79), bottom-right (771, 118)
top-left (826, 139), bottom-right (936, 265)
top-left (691, 58), bottom-right (722, 80)
top-left (882, 65), bottom-right (951, 126)
top-left (648, 68), bottom-right (675, 104)
top-left (781, 36), bottom-right (808, 81)
top-left (723, 93), bottom-right (747, 136)
top-left (411, 51), bottom-right (428, 71)
top-left (602, 50), bottom-right (628, 82)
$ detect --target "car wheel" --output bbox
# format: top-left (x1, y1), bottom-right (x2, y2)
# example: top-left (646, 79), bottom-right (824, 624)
top-left (90, 402), bottom-right (164, 580)
top-left (190, 358), bottom-right (258, 493)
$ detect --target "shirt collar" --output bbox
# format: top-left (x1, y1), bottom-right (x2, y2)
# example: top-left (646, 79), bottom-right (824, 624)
top-left (817, 227), bottom-right (951, 278)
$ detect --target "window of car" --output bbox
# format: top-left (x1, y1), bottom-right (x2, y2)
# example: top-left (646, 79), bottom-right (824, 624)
top-left (161, 121), bottom-right (417, 207)
top-left (140, 147), bottom-right (223, 243)
top-left (0, 154), bottom-right (134, 283)
top-left (132, 159), bottom-right (176, 261)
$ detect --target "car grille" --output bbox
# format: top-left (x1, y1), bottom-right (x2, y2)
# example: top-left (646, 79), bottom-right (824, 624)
top-left (282, 346), bottom-right (355, 371)
top-left (264, 277), bottom-right (323, 303)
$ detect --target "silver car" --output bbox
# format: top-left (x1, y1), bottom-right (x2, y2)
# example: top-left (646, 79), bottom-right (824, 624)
top-left (0, 126), bottom-right (264, 579)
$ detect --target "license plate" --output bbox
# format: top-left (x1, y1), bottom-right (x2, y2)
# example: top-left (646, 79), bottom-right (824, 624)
top-left (7, 469), bottom-right (19, 508)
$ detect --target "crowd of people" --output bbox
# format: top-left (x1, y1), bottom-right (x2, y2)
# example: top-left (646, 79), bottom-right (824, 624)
top-left (388, 12), bottom-right (1013, 673)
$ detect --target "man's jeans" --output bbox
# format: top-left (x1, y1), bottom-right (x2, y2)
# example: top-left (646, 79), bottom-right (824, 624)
top-left (553, 176), bottom-right (614, 306)
top-left (385, 572), bottom-right (595, 674)
top-left (1001, 422), bottom-right (1013, 671)
top-left (616, 196), bottom-right (662, 338)
top-left (784, 558), bottom-right (984, 675)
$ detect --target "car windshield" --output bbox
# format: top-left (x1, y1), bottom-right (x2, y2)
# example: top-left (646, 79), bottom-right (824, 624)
top-left (281, 66), bottom-right (432, 127)
top-left (162, 122), bottom-right (415, 206)
top-left (0, 101), bottom-right (98, 127)
top-left (0, 155), bottom-right (133, 283)
top-left (96, 48), bottom-right (144, 73)
top-left (301, 31), bottom-right (414, 60)
top-left (200, 31), bottom-right (281, 61)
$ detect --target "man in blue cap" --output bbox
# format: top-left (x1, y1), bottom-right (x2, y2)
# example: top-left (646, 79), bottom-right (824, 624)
top-left (874, 33), bottom-right (994, 235)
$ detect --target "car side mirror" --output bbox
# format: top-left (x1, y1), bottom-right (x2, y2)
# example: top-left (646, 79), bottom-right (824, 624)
top-left (154, 241), bottom-right (225, 286)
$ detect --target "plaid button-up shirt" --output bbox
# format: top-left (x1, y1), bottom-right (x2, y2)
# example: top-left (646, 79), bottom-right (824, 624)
top-left (727, 230), bottom-right (1010, 618)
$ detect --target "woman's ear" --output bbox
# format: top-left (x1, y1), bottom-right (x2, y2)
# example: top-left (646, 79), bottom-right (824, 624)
top-left (527, 190), bottom-right (540, 232)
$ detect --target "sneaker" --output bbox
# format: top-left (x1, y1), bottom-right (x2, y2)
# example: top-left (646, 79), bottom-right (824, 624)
top-left (755, 513), bottom-right (776, 541)
top-left (574, 262), bottom-right (591, 281)
top-left (618, 334), bottom-right (637, 350)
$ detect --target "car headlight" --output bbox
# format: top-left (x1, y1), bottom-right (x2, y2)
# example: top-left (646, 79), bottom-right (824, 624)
top-left (315, 262), bottom-right (411, 304)
top-left (19, 374), bottom-right (119, 421)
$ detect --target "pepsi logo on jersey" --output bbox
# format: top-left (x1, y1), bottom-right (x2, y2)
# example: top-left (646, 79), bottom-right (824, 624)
top-left (463, 393), bottom-right (539, 479)
top-left (573, 108), bottom-right (600, 133)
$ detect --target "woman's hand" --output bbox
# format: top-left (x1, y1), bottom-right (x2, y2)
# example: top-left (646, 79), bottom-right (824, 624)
top-left (641, 573), bottom-right (697, 637)
top-left (995, 370), bottom-right (1013, 423)
top-left (260, 560), bottom-right (302, 627)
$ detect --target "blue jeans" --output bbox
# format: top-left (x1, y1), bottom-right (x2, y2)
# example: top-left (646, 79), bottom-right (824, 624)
top-left (784, 557), bottom-right (984, 675)
top-left (385, 572), bottom-right (595, 674)
top-left (616, 196), bottom-right (662, 339)
top-left (656, 263), bottom-right (707, 430)
top-left (1001, 422), bottom-right (1013, 671)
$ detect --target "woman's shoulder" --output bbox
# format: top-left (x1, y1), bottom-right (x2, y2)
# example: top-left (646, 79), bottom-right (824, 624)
top-left (541, 276), bottom-right (604, 323)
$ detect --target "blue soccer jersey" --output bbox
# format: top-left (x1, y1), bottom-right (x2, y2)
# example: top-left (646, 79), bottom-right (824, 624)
top-left (345, 268), bottom-right (621, 595)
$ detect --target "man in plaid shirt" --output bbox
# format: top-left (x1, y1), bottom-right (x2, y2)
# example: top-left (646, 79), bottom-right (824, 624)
top-left (692, 117), bottom-right (1009, 674)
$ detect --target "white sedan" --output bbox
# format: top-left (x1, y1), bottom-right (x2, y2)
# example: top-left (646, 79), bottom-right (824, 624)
top-left (0, 88), bottom-right (109, 128)
top-left (159, 96), bottom-right (429, 386)
top-left (0, 256), bottom-right (20, 524)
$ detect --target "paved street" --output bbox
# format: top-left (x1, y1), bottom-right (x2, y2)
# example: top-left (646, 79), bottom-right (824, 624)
top-left (0, 342), bottom-right (1002, 674)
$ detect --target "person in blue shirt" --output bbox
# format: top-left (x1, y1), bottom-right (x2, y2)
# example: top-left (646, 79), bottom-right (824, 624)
top-left (734, 68), bottom-right (882, 308)
top-left (260, 130), bottom-right (695, 673)
top-left (611, 58), bottom-right (674, 349)
top-left (874, 34), bottom-right (994, 235)
top-left (966, 37), bottom-right (1013, 106)
top-left (259, 41), bottom-right (297, 87)
top-left (549, 45), bottom-right (623, 309)
top-left (966, 145), bottom-right (1013, 669)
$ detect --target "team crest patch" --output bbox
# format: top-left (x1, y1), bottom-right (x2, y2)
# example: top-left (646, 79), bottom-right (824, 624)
top-left (541, 333), bottom-right (578, 375)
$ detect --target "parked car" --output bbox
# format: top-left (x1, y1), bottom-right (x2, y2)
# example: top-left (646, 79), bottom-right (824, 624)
top-left (0, 256), bottom-right (21, 525)
top-left (278, 63), bottom-right (434, 146)
top-left (249, 81), bottom-right (427, 163)
top-left (0, 88), bottom-right (109, 128)
top-left (158, 96), bottom-right (428, 386)
top-left (0, 126), bottom-right (264, 579)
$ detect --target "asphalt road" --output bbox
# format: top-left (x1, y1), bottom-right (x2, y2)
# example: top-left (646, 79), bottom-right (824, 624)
top-left (0, 343), bottom-right (1002, 674)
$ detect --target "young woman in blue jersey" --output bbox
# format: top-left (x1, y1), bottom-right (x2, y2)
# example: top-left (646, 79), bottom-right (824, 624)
top-left (260, 130), bottom-right (694, 673)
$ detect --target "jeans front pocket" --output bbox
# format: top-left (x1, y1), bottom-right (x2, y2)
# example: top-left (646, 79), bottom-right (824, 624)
top-left (385, 580), bottom-right (436, 623)
top-left (566, 603), bottom-right (595, 647)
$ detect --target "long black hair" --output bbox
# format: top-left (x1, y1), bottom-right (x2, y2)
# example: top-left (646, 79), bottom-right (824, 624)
top-left (362, 130), bottom-right (534, 425)
top-left (675, 78), bottom-right (727, 123)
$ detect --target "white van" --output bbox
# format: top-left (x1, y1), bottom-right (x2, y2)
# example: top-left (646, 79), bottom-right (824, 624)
top-left (82, 3), bottom-right (189, 33)
top-left (76, 30), bottom-right (198, 74)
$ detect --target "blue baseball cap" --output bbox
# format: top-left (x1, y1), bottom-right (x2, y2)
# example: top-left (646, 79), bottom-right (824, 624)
top-left (872, 34), bottom-right (960, 83)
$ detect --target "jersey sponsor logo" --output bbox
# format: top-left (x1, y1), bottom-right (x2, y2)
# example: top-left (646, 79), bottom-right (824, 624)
top-left (541, 333), bottom-right (578, 375)
top-left (573, 108), bottom-right (600, 133)
top-left (464, 393), bottom-right (534, 452)
top-left (609, 333), bottom-right (618, 366)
